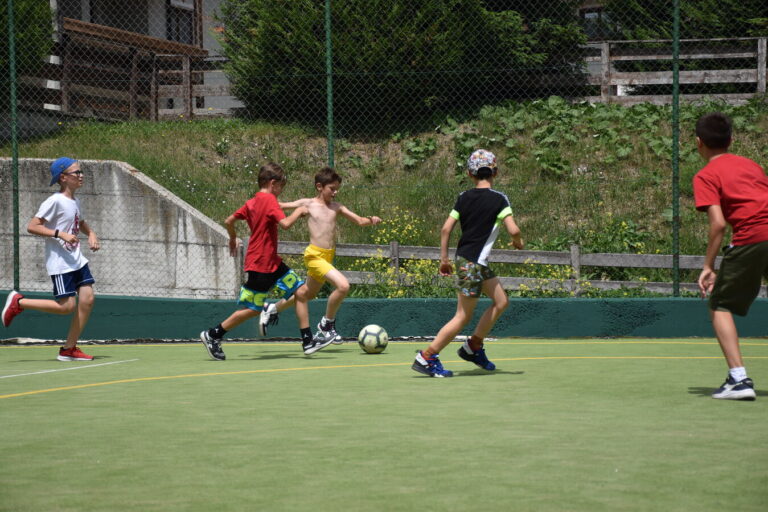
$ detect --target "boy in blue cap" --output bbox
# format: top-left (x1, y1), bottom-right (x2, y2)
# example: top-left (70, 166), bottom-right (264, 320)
top-left (412, 149), bottom-right (524, 377)
top-left (2, 157), bottom-right (101, 361)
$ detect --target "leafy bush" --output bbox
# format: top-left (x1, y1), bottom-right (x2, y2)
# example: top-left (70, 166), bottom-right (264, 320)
top-left (216, 0), bottom-right (586, 133)
top-left (1, 0), bottom-right (54, 110)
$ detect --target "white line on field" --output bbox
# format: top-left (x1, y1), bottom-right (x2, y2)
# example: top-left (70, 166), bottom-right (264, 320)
top-left (0, 359), bottom-right (140, 379)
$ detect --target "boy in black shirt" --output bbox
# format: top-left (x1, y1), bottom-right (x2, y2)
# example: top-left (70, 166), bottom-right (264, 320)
top-left (412, 149), bottom-right (524, 377)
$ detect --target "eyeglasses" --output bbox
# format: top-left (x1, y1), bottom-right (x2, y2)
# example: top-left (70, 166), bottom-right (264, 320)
top-left (63, 170), bottom-right (84, 176)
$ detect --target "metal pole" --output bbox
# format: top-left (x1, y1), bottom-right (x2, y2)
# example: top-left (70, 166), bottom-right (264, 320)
top-left (671, 0), bottom-right (680, 296)
top-left (8, 0), bottom-right (20, 291)
top-left (325, 0), bottom-right (334, 167)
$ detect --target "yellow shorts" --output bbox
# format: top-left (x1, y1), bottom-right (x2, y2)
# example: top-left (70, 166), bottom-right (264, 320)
top-left (303, 244), bottom-right (336, 284)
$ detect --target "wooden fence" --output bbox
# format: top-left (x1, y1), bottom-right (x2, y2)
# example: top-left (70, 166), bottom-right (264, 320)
top-left (585, 37), bottom-right (768, 105)
top-left (277, 241), bottom-right (768, 297)
top-left (21, 33), bottom-right (768, 122)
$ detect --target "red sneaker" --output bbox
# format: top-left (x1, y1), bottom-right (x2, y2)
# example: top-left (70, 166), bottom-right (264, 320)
top-left (58, 346), bottom-right (94, 362)
top-left (2, 291), bottom-right (24, 327)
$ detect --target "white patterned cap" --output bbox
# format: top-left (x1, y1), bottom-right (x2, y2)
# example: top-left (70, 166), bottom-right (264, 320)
top-left (466, 149), bottom-right (497, 175)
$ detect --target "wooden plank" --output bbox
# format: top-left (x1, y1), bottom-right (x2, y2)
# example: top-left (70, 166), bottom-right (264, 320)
top-left (63, 18), bottom-right (208, 56)
top-left (129, 49), bottom-right (139, 119)
top-left (609, 51), bottom-right (756, 62)
top-left (585, 51), bottom-right (757, 62)
top-left (758, 38), bottom-right (767, 94)
top-left (609, 69), bottom-right (757, 86)
top-left (158, 83), bottom-right (231, 97)
top-left (582, 94), bottom-right (754, 106)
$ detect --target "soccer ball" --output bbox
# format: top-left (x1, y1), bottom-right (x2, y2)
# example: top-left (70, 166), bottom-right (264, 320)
top-left (357, 324), bottom-right (388, 354)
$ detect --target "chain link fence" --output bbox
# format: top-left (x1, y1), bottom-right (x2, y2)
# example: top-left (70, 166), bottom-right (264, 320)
top-left (2, 1), bottom-right (768, 298)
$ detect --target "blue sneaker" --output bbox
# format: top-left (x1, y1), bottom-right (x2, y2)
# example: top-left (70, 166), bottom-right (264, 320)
top-left (712, 375), bottom-right (756, 401)
top-left (457, 342), bottom-right (495, 371)
top-left (412, 351), bottom-right (453, 378)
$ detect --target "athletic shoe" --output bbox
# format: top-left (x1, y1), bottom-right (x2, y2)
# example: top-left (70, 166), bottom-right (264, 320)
top-left (317, 320), bottom-right (343, 344)
top-left (411, 351), bottom-right (453, 378)
top-left (57, 346), bottom-right (93, 362)
top-left (200, 330), bottom-right (226, 361)
top-left (712, 375), bottom-right (756, 401)
top-left (2, 290), bottom-right (24, 327)
top-left (457, 342), bottom-right (496, 371)
top-left (259, 302), bottom-right (279, 337)
top-left (303, 335), bottom-right (334, 355)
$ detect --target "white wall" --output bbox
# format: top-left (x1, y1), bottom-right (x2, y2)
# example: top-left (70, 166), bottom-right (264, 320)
top-left (0, 159), bottom-right (242, 299)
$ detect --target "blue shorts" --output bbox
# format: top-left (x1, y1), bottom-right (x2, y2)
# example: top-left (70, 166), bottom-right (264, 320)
top-left (237, 263), bottom-right (304, 312)
top-left (51, 264), bottom-right (95, 299)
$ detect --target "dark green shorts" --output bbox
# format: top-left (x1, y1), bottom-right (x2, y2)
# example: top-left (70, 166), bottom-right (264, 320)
top-left (709, 240), bottom-right (768, 316)
top-left (455, 256), bottom-right (496, 297)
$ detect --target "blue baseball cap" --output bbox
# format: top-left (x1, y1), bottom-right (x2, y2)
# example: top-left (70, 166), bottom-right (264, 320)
top-left (50, 157), bottom-right (78, 186)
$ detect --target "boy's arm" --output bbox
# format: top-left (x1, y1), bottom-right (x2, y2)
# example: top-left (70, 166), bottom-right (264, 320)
top-left (26, 216), bottom-right (79, 245)
top-left (439, 216), bottom-right (458, 275)
top-left (338, 205), bottom-right (381, 226)
top-left (278, 206), bottom-right (308, 230)
top-left (503, 215), bottom-right (524, 250)
top-left (224, 214), bottom-right (242, 257)
top-left (79, 219), bottom-right (101, 251)
top-left (279, 198), bottom-right (308, 209)
top-left (698, 205), bottom-right (726, 297)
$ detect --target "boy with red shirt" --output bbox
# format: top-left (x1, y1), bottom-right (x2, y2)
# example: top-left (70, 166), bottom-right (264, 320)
top-left (693, 112), bottom-right (768, 400)
top-left (199, 163), bottom-right (330, 360)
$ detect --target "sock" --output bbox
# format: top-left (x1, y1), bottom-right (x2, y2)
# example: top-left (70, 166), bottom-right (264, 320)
top-left (422, 347), bottom-right (437, 360)
top-left (729, 366), bottom-right (747, 382)
top-left (301, 327), bottom-right (313, 344)
top-left (210, 324), bottom-right (227, 339)
top-left (321, 316), bottom-right (335, 329)
top-left (468, 335), bottom-right (483, 352)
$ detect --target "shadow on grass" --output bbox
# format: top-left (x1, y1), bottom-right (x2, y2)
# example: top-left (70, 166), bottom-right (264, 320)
top-left (410, 369), bottom-right (525, 378)
top-left (687, 386), bottom-right (767, 398)
top-left (457, 369), bottom-right (525, 377)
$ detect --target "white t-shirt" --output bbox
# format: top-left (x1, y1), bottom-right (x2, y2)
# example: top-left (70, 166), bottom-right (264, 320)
top-left (34, 193), bottom-right (89, 275)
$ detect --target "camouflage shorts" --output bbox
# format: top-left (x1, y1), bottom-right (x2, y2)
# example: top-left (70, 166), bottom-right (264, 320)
top-left (455, 256), bottom-right (496, 297)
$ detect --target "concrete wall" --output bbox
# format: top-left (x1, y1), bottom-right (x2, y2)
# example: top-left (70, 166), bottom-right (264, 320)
top-left (0, 158), bottom-right (241, 299)
top-left (1, 296), bottom-right (766, 341)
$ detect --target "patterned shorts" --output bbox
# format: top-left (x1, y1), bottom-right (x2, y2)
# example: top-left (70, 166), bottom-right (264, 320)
top-left (455, 256), bottom-right (496, 297)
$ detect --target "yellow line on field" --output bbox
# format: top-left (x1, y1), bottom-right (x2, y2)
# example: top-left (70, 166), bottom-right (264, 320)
top-left (2, 340), bottom-right (768, 349)
top-left (2, 355), bottom-right (768, 400)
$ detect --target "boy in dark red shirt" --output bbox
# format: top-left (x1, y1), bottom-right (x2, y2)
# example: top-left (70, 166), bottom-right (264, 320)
top-left (199, 163), bottom-right (331, 360)
top-left (693, 112), bottom-right (768, 400)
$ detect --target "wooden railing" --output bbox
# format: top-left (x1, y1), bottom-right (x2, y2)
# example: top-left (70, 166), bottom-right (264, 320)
top-left (584, 37), bottom-right (768, 105)
top-left (276, 241), bottom-right (767, 297)
top-left (21, 33), bottom-right (768, 122)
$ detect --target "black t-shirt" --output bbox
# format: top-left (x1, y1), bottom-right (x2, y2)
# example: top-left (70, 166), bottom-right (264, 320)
top-left (450, 188), bottom-right (512, 265)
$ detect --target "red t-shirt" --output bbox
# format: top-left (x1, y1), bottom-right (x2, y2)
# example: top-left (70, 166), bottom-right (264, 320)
top-left (233, 192), bottom-right (286, 273)
top-left (693, 153), bottom-right (768, 245)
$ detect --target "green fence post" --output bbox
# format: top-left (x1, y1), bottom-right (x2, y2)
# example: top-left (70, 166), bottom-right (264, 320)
top-left (671, 0), bottom-right (681, 296)
top-left (325, 0), bottom-right (334, 168)
top-left (7, 0), bottom-right (20, 291)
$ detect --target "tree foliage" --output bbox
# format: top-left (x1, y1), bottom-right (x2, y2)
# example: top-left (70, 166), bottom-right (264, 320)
top-left (216, 0), bottom-right (586, 134)
top-left (603, 0), bottom-right (768, 39)
top-left (1, 0), bottom-right (54, 110)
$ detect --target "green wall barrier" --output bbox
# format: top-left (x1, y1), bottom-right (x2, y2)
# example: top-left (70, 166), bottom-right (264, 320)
top-left (2, 293), bottom-right (766, 341)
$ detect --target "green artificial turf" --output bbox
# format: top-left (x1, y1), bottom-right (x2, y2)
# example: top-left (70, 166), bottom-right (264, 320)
top-left (1, 339), bottom-right (766, 512)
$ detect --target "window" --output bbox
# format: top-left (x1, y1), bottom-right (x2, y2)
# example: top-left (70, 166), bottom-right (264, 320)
top-left (167, 0), bottom-right (194, 45)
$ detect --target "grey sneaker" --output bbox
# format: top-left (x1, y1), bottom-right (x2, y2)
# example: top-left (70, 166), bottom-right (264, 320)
top-left (200, 330), bottom-right (226, 361)
top-left (303, 335), bottom-right (334, 355)
top-left (259, 302), bottom-right (279, 337)
top-left (317, 320), bottom-right (343, 344)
